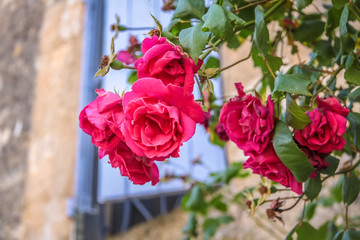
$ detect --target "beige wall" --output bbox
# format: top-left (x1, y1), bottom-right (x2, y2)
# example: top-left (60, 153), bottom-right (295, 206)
top-left (21, 1), bottom-right (84, 239)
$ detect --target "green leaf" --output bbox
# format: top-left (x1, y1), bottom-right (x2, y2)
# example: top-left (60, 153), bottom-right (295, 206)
top-left (202, 4), bottom-right (234, 40)
top-left (342, 172), bottom-right (360, 205)
top-left (254, 6), bottom-right (269, 55)
top-left (297, 0), bottom-right (313, 11)
top-left (209, 195), bottom-right (228, 212)
top-left (184, 185), bottom-right (207, 214)
top-left (265, 54), bottom-right (283, 73)
top-left (326, 7), bottom-right (342, 36)
top-left (210, 162), bottom-right (245, 184)
top-left (332, 0), bottom-right (347, 9)
top-left (173, 0), bottom-right (205, 19)
top-left (150, 13), bottom-right (162, 32)
top-left (203, 216), bottom-right (234, 240)
top-left (285, 224), bottom-right (298, 240)
top-left (320, 155), bottom-right (340, 176)
top-left (273, 120), bottom-right (315, 182)
top-left (333, 230), bottom-right (344, 240)
top-left (331, 175), bottom-right (344, 203)
top-left (182, 213), bottom-right (198, 237)
top-left (340, 5), bottom-right (355, 54)
top-left (293, 20), bottom-right (325, 42)
top-left (342, 228), bottom-right (360, 240)
top-left (304, 202), bottom-right (317, 221)
top-left (205, 56), bottom-right (220, 68)
top-left (179, 22), bottom-right (210, 62)
top-left (347, 112), bottom-right (360, 150)
top-left (349, 87), bottom-right (360, 101)
top-left (345, 62), bottom-right (360, 85)
top-left (273, 74), bottom-right (311, 96)
top-left (223, 8), bottom-right (245, 28)
top-left (127, 70), bottom-right (138, 84)
top-left (296, 222), bottom-right (318, 240)
top-left (285, 94), bottom-right (311, 130)
top-left (305, 174), bottom-right (322, 201)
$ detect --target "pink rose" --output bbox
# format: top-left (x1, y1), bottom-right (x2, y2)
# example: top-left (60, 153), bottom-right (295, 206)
top-left (79, 89), bottom-right (124, 150)
top-left (244, 145), bottom-right (303, 194)
top-left (294, 96), bottom-right (349, 154)
top-left (116, 50), bottom-right (136, 65)
top-left (219, 83), bottom-right (275, 155)
top-left (121, 78), bottom-right (205, 159)
top-left (99, 143), bottom-right (159, 185)
top-left (135, 36), bottom-right (202, 94)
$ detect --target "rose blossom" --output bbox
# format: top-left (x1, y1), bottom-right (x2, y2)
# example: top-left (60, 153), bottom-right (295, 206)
top-left (243, 145), bottom-right (303, 194)
top-left (121, 77), bottom-right (205, 159)
top-left (79, 89), bottom-right (124, 150)
top-left (214, 122), bottom-right (229, 142)
top-left (294, 96), bottom-right (349, 154)
top-left (219, 82), bottom-right (275, 155)
top-left (135, 35), bottom-right (202, 94)
top-left (99, 142), bottom-right (159, 185)
top-left (116, 50), bottom-right (136, 65)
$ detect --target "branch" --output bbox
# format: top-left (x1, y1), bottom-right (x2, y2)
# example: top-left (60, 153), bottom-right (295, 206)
top-left (217, 52), bottom-right (252, 73)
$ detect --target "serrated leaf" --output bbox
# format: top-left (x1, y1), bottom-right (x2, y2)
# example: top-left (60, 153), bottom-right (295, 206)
top-left (254, 6), bottom-right (269, 55)
top-left (265, 54), bottom-right (283, 73)
top-left (285, 94), bottom-right (311, 130)
top-left (273, 120), bottom-right (315, 182)
top-left (173, 0), bottom-right (205, 19)
top-left (326, 7), bottom-right (342, 36)
top-left (202, 4), bottom-right (233, 40)
top-left (179, 22), bottom-right (210, 62)
top-left (320, 155), bottom-right (340, 176)
top-left (273, 74), bottom-right (311, 96)
top-left (224, 8), bottom-right (245, 28)
top-left (305, 174), bottom-right (322, 201)
top-left (332, 0), bottom-right (347, 9)
top-left (342, 172), bottom-right (360, 205)
top-left (205, 56), bottom-right (220, 68)
top-left (184, 185), bottom-right (207, 214)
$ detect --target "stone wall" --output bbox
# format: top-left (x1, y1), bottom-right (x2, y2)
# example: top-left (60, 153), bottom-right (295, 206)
top-left (0, 0), bottom-right (84, 239)
top-left (0, 0), bottom-right (44, 239)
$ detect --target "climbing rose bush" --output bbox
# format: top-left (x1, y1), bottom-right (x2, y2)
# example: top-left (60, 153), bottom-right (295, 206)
top-left (84, 0), bottom-right (360, 238)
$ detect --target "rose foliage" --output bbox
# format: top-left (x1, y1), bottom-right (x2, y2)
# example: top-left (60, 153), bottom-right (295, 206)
top-left (80, 0), bottom-right (360, 239)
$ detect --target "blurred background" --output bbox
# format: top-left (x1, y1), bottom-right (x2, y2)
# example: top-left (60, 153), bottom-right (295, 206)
top-left (1, 0), bottom-right (350, 240)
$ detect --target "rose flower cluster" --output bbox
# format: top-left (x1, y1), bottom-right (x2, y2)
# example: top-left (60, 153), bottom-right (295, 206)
top-left (219, 83), bottom-right (349, 194)
top-left (79, 36), bottom-right (204, 185)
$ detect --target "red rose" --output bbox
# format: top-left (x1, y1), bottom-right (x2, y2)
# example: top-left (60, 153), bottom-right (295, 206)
top-left (116, 50), bottom-right (136, 65)
top-left (135, 36), bottom-right (202, 94)
top-left (244, 145), bottom-right (303, 194)
top-left (121, 78), bottom-right (205, 159)
top-left (99, 143), bottom-right (159, 185)
top-left (294, 96), bottom-right (349, 154)
top-left (214, 122), bottom-right (229, 142)
top-left (219, 83), bottom-right (275, 155)
top-left (79, 89), bottom-right (124, 150)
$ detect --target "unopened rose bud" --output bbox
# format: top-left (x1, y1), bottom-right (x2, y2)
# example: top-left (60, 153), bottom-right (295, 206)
top-left (110, 60), bottom-right (125, 70)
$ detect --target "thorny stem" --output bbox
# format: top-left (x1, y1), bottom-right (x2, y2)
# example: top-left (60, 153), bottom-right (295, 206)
top-left (232, 0), bottom-right (271, 13)
top-left (264, 196), bottom-right (301, 203)
top-left (321, 160), bottom-right (360, 182)
top-left (217, 52), bottom-right (252, 73)
top-left (315, 66), bottom-right (344, 95)
top-left (345, 205), bottom-right (349, 230)
top-left (278, 193), bottom-right (305, 212)
top-left (264, 56), bottom-right (276, 80)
